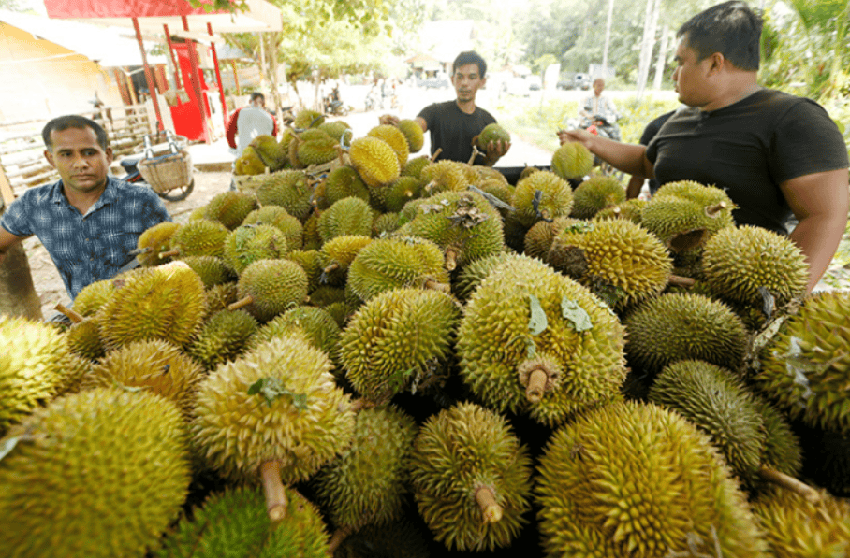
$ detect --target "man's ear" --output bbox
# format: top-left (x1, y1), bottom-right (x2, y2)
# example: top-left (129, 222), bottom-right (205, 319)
top-left (707, 52), bottom-right (726, 75)
top-left (481, 77), bottom-right (487, 88)
top-left (105, 147), bottom-right (114, 165)
top-left (43, 149), bottom-right (55, 168)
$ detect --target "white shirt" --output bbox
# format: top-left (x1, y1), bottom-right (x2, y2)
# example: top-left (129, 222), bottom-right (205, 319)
top-left (235, 106), bottom-right (274, 158)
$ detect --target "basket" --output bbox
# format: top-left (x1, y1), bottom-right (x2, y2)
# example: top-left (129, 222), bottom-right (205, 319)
top-left (139, 149), bottom-right (193, 194)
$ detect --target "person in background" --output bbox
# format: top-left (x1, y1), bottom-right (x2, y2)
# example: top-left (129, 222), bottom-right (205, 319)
top-left (0, 115), bottom-right (171, 305)
top-left (558, 1), bottom-right (849, 293)
top-left (579, 77), bottom-right (622, 140)
top-left (226, 92), bottom-right (278, 160)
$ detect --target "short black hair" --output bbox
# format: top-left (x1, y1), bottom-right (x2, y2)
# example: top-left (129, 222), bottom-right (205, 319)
top-left (452, 50), bottom-right (487, 78)
top-left (678, 1), bottom-right (762, 71)
top-left (250, 92), bottom-right (265, 103)
top-left (42, 115), bottom-right (109, 151)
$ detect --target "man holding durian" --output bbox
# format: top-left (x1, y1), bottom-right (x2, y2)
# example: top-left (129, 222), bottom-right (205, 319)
top-left (0, 115), bottom-right (171, 302)
top-left (559, 0), bottom-right (849, 294)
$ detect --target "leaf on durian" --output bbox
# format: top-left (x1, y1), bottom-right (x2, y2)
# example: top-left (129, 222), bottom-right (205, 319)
top-left (387, 367), bottom-right (415, 394)
top-left (248, 378), bottom-right (308, 409)
top-left (561, 297), bottom-right (593, 332)
top-left (528, 294), bottom-right (548, 336)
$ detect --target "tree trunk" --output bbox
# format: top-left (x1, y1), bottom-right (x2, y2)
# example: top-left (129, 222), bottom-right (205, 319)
top-left (652, 23), bottom-right (670, 91)
top-left (0, 242), bottom-right (44, 321)
top-left (637, 0), bottom-right (660, 100)
top-left (268, 33), bottom-right (283, 125)
top-left (603, 0), bottom-right (615, 72)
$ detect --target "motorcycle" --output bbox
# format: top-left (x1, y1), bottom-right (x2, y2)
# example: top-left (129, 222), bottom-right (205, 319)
top-left (119, 131), bottom-right (194, 202)
top-left (564, 115), bottom-right (624, 180)
top-left (323, 88), bottom-right (348, 116)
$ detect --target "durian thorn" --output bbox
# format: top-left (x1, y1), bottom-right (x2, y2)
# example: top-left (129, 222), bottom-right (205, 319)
top-left (667, 275), bottom-right (697, 288)
top-left (430, 148), bottom-right (442, 163)
top-left (705, 202), bottom-right (727, 218)
top-left (445, 247), bottom-right (459, 272)
top-left (260, 460), bottom-right (288, 521)
top-left (757, 464), bottom-right (821, 503)
top-left (475, 486), bottom-right (503, 523)
top-left (612, 206), bottom-right (622, 217)
top-left (158, 248), bottom-right (181, 259)
top-left (422, 278), bottom-right (451, 293)
top-left (54, 303), bottom-right (84, 323)
top-left (328, 525), bottom-right (355, 553)
top-left (324, 263), bottom-right (340, 274)
top-left (525, 367), bottom-right (550, 403)
top-left (227, 295), bottom-right (254, 311)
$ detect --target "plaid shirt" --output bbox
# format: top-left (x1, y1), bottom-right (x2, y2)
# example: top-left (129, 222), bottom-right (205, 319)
top-left (1, 177), bottom-right (170, 300)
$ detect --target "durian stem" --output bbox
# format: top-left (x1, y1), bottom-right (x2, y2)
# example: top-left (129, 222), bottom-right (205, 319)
top-left (445, 248), bottom-right (459, 272)
top-left (705, 202), bottom-right (727, 218)
top-left (611, 206), bottom-right (622, 218)
top-left (54, 303), bottom-right (83, 323)
top-left (158, 248), bottom-right (180, 259)
top-left (475, 486), bottom-right (503, 523)
top-left (667, 275), bottom-right (697, 288)
top-left (525, 367), bottom-right (549, 403)
top-left (349, 398), bottom-right (376, 412)
top-left (227, 295), bottom-right (254, 311)
top-left (757, 465), bottom-right (821, 503)
top-left (327, 525), bottom-right (354, 553)
top-left (423, 278), bottom-right (451, 293)
top-left (467, 144), bottom-right (483, 166)
top-left (430, 148), bottom-right (442, 162)
top-left (260, 460), bottom-right (288, 521)
top-left (324, 263), bottom-right (339, 275)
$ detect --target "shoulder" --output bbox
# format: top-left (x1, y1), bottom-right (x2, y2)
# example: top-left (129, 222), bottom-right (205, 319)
top-left (109, 178), bottom-right (169, 207)
top-left (418, 101), bottom-right (455, 119)
top-left (475, 107), bottom-right (496, 122)
top-left (15, 180), bottom-right (60, 207)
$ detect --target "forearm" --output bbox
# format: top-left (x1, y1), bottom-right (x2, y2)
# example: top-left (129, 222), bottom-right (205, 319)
top-left (589, 136), bottom-right (651, 177)
top-left (790, 214), bottom-right (847, 293)
top-left (626, 175), bottom-right (644, 199)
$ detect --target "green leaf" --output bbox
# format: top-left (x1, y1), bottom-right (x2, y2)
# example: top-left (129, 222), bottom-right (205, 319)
top-left (387, 367), bottom-right (414, 393)
top-left (528, 294), bottom-right (549, 336)
top-left (562, 297), bottom-right (593, 332)
top-left (247, 378), bottom-right (306, 408)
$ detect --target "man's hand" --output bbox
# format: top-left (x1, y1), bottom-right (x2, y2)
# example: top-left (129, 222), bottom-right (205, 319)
top-left (483, 140), bottom-right (510, 166)
top-left (379, 114), bottom-right (400, 126)
top-left (557, 128), bottom-right (595, 149)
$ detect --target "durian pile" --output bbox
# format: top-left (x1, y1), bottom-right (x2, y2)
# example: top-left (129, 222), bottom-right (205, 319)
top-left (2, 110), bottom-right (849, 558)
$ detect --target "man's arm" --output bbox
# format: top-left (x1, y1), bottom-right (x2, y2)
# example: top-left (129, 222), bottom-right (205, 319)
top-left (0, 226), bottom-right (26, 266)
top-left (225, 109), bottom-right (240, 149)
top-left (482, 140), bottom-right (510, 166)
top-left (626, 175), bottom-right (645, 199)
top-left (782, 168), bottom-right (850, 293)
top-left (558, 128), bottom-right (653, 178)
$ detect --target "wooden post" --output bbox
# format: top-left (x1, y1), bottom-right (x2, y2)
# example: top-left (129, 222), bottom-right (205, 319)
top-left (231, 60), bottom-right (241, 95)
top-left (163, 24), bottom-right (183, 90)
top-left (124, 67), bottom-right (139, 106)
top-left (132, 17), bottom-right (164, 133)
top-left (207, 22), bottom-right (229, 133)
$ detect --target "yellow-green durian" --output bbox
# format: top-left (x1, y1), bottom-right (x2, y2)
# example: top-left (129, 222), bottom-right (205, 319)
top-left (594, 198), bottom-right (648, 223)
top-left (475, 122), bottom-right (511, 151)
top-left (223, 223), bottom-right (288, 275)
top-left (323, 165), bottom-right (370, 206)
top-left (348, 136), bottom-right (400, 188)
top-left (368, 123), bottom-right (409, 169)
top-left (185, 309), bottom-right (258, 371)
top-left (203, 191), bottom-right (258, 231)
top-left (254, 170), bottom-right (313, 222)
top-left (317, 197), bottom-right (375, 243)
top-left (551, 141), bottom-right (594, 180)
top-left (401, 154), bottom-right (431, 179)
top-left (384, 176), bottom-right (423, 213)
top-left (180, 255), bottom-right (235, 288)
top-left (72, 278), bottom-right (117, 317)
top-left (511, 170), bottom-right (574, 228)
top-left (137, 221), bottom-right (181, 266)
top-left (241, 205), bottom-right (303, 251)
top-left (232, 259), bottom-right (308, 323)
top-left (420, 160), bottom-right (475, 195)
top-left (293, 108), bottom-right (325, 129)
top-left (249, 134), bottom-right (288, 171)
top-left (297, 128), bottom-right (340, 166)
top-left (398, 119), bottom-right (425, 152)
top-left (166, 219), bottom-right (229, 259)
top-left (570, 175), bottom-right (626, 219)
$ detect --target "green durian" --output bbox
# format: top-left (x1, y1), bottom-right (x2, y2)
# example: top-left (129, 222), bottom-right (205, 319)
top-left (317, 197), bottom-right (375, 243)
top-left (223, 223), bottom-right (288, 275)
top-left (254, 170), bottom-right (313, 222)
top-left (186, 309), bottom-right (258, 371)
top-left (511, 170), bottom-right (574, 228)
top-left (551, 141), bottom-right (594, 180)
top-left (231, 259), bottom-right (308, 323)
top-left (570, 175), bottom-right (626, 219)
top-left (241, 206), bottom-right (303, 251)
top-left (203, 191), bottom-right (258, 231)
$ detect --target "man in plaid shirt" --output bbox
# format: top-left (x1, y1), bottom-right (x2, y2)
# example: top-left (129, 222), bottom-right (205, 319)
top-left (0, 115), bottom-right (170, 302)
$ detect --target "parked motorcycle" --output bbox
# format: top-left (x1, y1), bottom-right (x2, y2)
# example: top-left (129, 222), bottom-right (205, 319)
top-left (563, 116), bottom-right (624, 180)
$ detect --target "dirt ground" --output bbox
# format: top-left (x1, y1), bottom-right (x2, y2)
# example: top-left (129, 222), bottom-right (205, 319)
top-left (25, 171), bottom-right (231, 320)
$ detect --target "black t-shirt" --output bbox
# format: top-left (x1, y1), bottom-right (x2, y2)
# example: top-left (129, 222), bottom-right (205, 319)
top-left (639, 110), bottom-right (676, 194)
top-left (418, 101), bottom-right (496, 164)
top-left (646, 89), bottom-right (848, 234)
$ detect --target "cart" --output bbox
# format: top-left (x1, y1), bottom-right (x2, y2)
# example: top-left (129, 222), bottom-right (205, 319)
top-left (137, 132), bottom-right (195, 202)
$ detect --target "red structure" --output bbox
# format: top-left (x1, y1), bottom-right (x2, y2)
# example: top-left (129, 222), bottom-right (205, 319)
top-left (42, 0), bottom-right (282, 143)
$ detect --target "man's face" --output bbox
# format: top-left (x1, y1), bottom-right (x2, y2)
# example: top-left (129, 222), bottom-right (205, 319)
top-left (452, 63), bottom-right (486, 103)
top-left (252, 96), bottom-right (265, 108)
top-left (671, 36), bottom-right (713, 107)
top-left (593, 79), bottom-right (605, 96)
top-left (44, 126), bottom-right (112, 196)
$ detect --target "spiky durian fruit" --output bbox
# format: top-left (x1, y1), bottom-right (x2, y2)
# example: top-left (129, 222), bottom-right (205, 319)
top-left (323, 166), bottom-right (370, 207)
top-left (475, 122), bottom-right (510, 152)
top-left (511, 170), bottom-right (574, 228)
top-left (0, 316), bottom-right (68, 432)
top-left (223, 223), bottom-right (288, 275)
top-left (185, 309), bottom-right (258, 371)
top-left (313, 406), bottom-right (418, 539)
top-left (369, 124), bottom-right (409, 169)
top-left (294, 108), bottom-right (325, 129)
top-left (192, 335), bottom-right (355, 484)
top-left (251, 306), bottom-right (341, 366)
top-left (548, 218), bottom-right (673, 311)
top-left (164, 220), bottom-right (229, 259)
top-left (346, 236), bottom-right (449, 303)
top-left (372, 211), bottom-right (402, 236)
top-left (0, 388), bottom-right (191, 558)
top-left (349, 136), bottom-right (400, 188)
top-left (754, 397), bottom-right (802, 478)
top-left (384, 176), bottom-right (423, 213)
top-left (536, 401), bottom-right (770, 557)
top-left (137, 221), bottom-right (181, 266)
top-left (401, 154), bottom-right (431, 179)
top-left (296, 128), bottom-right (340, 166)
top-left (570, 175), bottom-right (625, 219)
top-left (319, 235), bottom-right (373, 286)
top-left (85, 338), bottom-right (204, 416)
top-left (339, 288), bottom-right (460, 403)
top-left (241, 206), bottom-right (303, 252)
top-left (594, 198), bottom-right (648, 223)
top-left (64, 317), bottom-right (105, 361)
top-left (249, 134), bottom-right (288, 171)
top-left (319, 120), bottom-right (353, 143)
top-left (231, 259), bottom-right (308, 323)
top-left (523, 217), bottom-right (579, 263)
top-left (457, 256), bottom-right (626, 426)
top-left (180, 255), bottom-right (234, 288)
top-left (318, 197), bottom-right (375, 243)
top-left (332, 519), bottom-right (431, 558)
top-left (702, 225), bottom-right (809, 310)
top-left (95, 262), bottom-right (207, 350)
top-left (452, 251), bottom-right (527, 301)
top-left (398, 119), bottom-right (425, 152)
top-left (408, 402), bottom-right (533, 552)
top-left (284, 249), bottom-right (323, 291)
top-left (476, 178), bottom-right (514, 212)
top-left (640, 180), bottom-right (735, 252)
top-left (753, 488), bottom-right (850, 557)
top-left (254, 170), bottom-right (313, 222)
top-left (53, 351), bottom-right (92, 397)
top-left (204, 281), bottom-right (238, 317)
top-left (551, 141), bottom-right (594, 180)
top-left (308, 286), bottom-right (346, 308)
top-left (420, 160), bottom-right (475, 194)
top-left (754, 291), bottom-right (850, 433)
top-left (404, 191), bottom-right (505, 271)
top-left (301, 212), bottom-right (322, 250)
top-left (624, 293), bottom-right (747, 376)
top-left (72, 278), bottom-right (117, 317)
top-left (233, 145), bottom-right (266, 175)
top-left (155, 486), bottom-right (331, 558)
top-left (203, 191), bottom-right (258, 231)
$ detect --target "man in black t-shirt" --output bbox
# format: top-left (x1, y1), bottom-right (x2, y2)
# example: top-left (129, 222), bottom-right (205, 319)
top-left (390, 51), bottom-right (510, 166)
top-left (625, 109), bottom-right (677, 199)
top-left (558, 1), bottom-right (848, 293)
